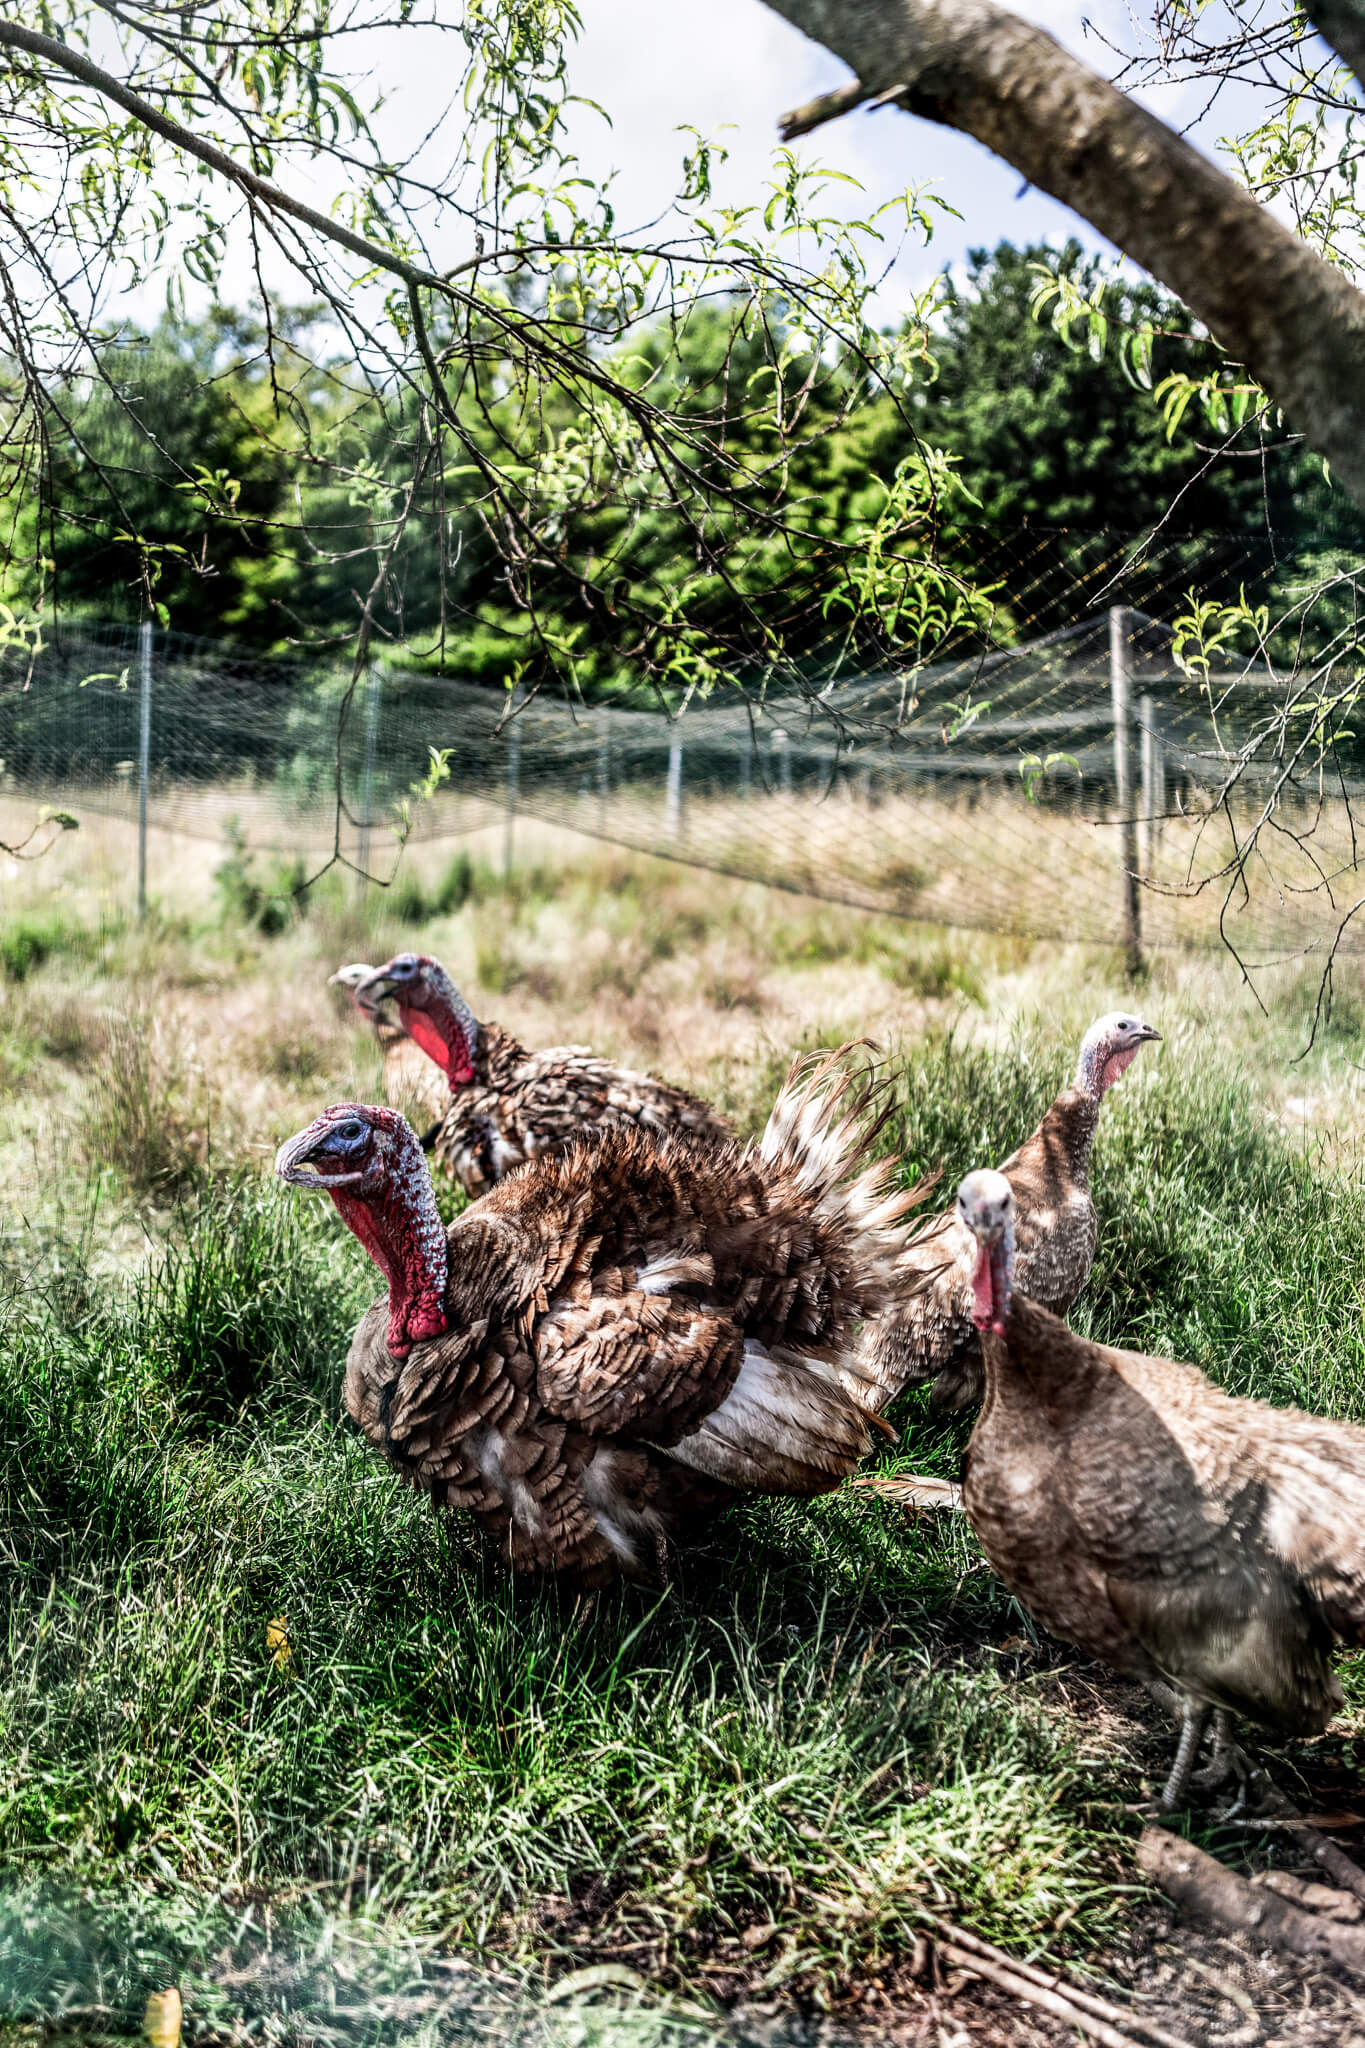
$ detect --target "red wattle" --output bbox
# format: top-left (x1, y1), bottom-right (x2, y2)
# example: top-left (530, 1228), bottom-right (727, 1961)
top-left (971, 1245), bottom-right (995, 1332)
top-left (331, 1185), bottom-right (449, 1357)
top-left (1101, 1044), bottom-right (1139, 1092)
top-left (400, 1004), bottom-right (474, 1086)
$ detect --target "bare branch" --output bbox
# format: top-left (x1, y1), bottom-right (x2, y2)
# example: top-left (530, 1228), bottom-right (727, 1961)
top-left (777, 80), bottom-right (871, 139)
top-left (0, 19), bottom-right (448, 297)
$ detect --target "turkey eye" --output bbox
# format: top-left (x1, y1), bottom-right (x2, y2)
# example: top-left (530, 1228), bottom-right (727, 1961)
top-left (336, 1120), bottom-right (366, 1142)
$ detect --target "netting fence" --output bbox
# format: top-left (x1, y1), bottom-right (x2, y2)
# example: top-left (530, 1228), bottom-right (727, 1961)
top-left (4, 526), bottom-right (1364, 962)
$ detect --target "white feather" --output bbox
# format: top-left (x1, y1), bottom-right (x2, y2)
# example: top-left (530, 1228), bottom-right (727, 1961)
top-left (666, 1339), bottom-right (871, 1491)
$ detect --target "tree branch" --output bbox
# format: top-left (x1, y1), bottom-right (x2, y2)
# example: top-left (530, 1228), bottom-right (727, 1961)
top-left (0, 19), bottom-right (449, 296)
top-left (755, 0), bottom-right (1365, 512)
top-left (1303, 0), bottom-right (1365, 94)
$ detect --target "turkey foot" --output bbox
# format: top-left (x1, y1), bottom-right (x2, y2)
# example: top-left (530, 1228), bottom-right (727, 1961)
top-left (1190, 1709), bottom-right (1272, 1820)
top-left (1157, 1701), bottom-right (1211, 1815)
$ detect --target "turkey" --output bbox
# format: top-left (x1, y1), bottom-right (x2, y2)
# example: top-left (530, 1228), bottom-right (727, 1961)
top-left (329, 963), bottom-right (447, 1124)
top-left (955, 1166), bottom-right (1365, 1814)
top-left (274, 1048), bottom-right (930, 1586)
top-left (352, 950), bottom-right (732, 1196)
top-left (854, 1011), bottom-right (1160, 1413)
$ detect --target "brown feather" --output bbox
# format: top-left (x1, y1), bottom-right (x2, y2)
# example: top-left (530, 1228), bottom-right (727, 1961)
top-left (338, 1048), bottom-right (935, 1585)
top-left (965, 1294), bottom-right (1365, 1740)
top-left (428, 1022), bottom-right (733, 1196)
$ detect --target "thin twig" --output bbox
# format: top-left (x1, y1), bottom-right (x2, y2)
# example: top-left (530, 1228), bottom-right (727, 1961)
top-left (937, 1920), bottom-right (1191, 2048)
top-left (937, 1935), bottom-right (1153, 2047)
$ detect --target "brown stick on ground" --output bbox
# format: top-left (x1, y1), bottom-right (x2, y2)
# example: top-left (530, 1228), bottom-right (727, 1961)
top-left (937, 1922), bottom-right (1191, 2048)
top-left (1138, 1826), bottom-right (1365, 1975)
top-left (1297, 1823), bottom-right (1365, 1908)
top-left (936, 1941), bottom-right (1139, 2047)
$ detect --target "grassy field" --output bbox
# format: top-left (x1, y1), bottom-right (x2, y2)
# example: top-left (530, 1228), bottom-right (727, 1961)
top-left (4, 806), bottom-right (1365, 2043)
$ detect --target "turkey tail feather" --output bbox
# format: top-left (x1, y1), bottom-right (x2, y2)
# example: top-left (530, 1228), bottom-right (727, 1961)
top-left (758, 1043), bottom-right (937, 1408)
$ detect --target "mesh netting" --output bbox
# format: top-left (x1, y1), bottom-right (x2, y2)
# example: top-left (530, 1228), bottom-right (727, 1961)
top-left (3, 527), bottom-right (1362, 960)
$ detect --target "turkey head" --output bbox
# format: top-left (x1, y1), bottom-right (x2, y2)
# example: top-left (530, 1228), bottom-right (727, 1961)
top-left (356, 953), bottom-right (479, 1088)
top-left (275, 1103), bottom-right (449, 1356)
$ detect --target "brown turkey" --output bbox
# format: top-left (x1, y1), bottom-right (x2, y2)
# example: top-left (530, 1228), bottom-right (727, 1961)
top-left (329, 961), bottom-right (446, 1124)
top-left (274, 1049), bottom-right (930, 1585)
top-left (353, 950), bottom-right (732, 1196)
top-left (955, 1166), bottom-right (1365, 1814)
top-left (854, 1011), bottom-right (1160, 1414)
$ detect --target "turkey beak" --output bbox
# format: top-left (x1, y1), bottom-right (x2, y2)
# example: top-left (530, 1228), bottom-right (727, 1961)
top-left (1137, 1024), bottom-right (1162, 1044)
top-left (354, 966), bottom-right (400, 1010)
top-left (329, 965), bottom-right (381, 1017)
top-left (274, 1123), bottom-right (364, 1191)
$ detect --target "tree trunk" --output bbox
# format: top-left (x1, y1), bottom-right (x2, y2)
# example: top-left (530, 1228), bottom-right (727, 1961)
top-left (762, 0), bottom-right (1365, 512)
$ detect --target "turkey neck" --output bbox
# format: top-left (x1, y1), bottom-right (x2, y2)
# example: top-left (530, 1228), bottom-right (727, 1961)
top-left (473, 1022), bottom-right (531, 1088)
top-left (976, 1295), bottom-right (1101, 1435)
top-left (1036, 1087), bottom-right (1103, 1187)
top-left (330, 1172), bottom-right (448, 1359)
top-left (395, 982), bottom-right (480, 1089)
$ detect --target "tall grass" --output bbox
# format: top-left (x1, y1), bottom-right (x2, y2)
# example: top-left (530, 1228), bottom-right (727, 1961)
top-left (4, 1012), bottom-right (1365, 2034)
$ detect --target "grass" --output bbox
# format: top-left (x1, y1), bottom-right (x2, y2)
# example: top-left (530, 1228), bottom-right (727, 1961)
top-left (0, 1181), bottom-right (1110, 2030)
top-left (3, 809), bottom-right (1365, 2038)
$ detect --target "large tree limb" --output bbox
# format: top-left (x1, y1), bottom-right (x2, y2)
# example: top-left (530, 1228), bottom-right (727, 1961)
top-left (1304, 0), bottom-right (1365, 93)
top-left (763, 0), bottom-right (1365, 512)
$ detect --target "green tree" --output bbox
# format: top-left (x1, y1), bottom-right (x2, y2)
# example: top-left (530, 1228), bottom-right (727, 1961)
top-left (0, 4), bottom-right (976, 716)
top-left (912, 242), bottom-right (1272, 535)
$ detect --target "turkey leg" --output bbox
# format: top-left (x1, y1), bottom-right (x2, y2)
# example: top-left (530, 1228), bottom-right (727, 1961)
top-left (1159, 1701), bottom-right (1211, 1814)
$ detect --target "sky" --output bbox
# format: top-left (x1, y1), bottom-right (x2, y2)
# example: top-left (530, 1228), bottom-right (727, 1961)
top-left (108, 0), bottom-right (1274, 331)
top-left (563, 0), bottom-right (1119, 284)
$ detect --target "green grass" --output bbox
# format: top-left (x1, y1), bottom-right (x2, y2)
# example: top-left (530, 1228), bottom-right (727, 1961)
top-left (876, 1027), bottom-right (1365, 1420)
top-left (4, 1022), bottom-right (1365, 2038)
top-left (0, 910), bottom-right (96, 983)
top-left (0, 1173), bottom-right (1113, 2035)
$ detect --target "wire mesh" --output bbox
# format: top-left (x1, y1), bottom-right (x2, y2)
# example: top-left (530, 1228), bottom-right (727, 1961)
top-left (3, 528), bottom-right (1363, 961)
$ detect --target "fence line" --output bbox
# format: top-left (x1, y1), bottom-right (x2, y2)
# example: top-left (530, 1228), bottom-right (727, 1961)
top-left (4, 535), bottom-right (1365, 963)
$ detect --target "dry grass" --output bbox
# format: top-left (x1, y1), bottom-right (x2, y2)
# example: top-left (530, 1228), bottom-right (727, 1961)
top-left (5, 792), bottom-right (1365, 1217)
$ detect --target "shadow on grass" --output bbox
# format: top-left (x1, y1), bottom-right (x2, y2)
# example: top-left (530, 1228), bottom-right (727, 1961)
top-left (6, 1028), bottom-right (1363, 2026)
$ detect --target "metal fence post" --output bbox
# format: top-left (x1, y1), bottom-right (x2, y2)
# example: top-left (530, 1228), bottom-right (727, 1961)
top-left (504, 700), bottom-right (520, 879)
top-left (1109, 606), bottom-right (1142, 972)
top-left (356, 662), bottom-right (382, 887)
top-left (137, 620), bottom-right (152, 921)
top-left (664, 733), bottom-right (683, 839)
top-left (1139, 690), bottom-right (1163, 881)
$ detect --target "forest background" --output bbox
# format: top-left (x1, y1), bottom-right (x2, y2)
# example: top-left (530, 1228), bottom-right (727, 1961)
top-left (10, 236), bottom-right (1361, 687)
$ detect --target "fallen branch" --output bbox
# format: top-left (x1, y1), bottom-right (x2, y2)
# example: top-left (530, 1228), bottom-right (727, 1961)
top-left (1138, 1825), bottom-right (1365, 1975)
top-left (937, 1934), bottom-right (1151, 2048)
top-left (1259, 1870), bottom-right (1361, 1923)
top-left (937, 1920), bottom-right (1190, 2048)
top-left (1296, 1823), bottom-right (1365, 1908)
